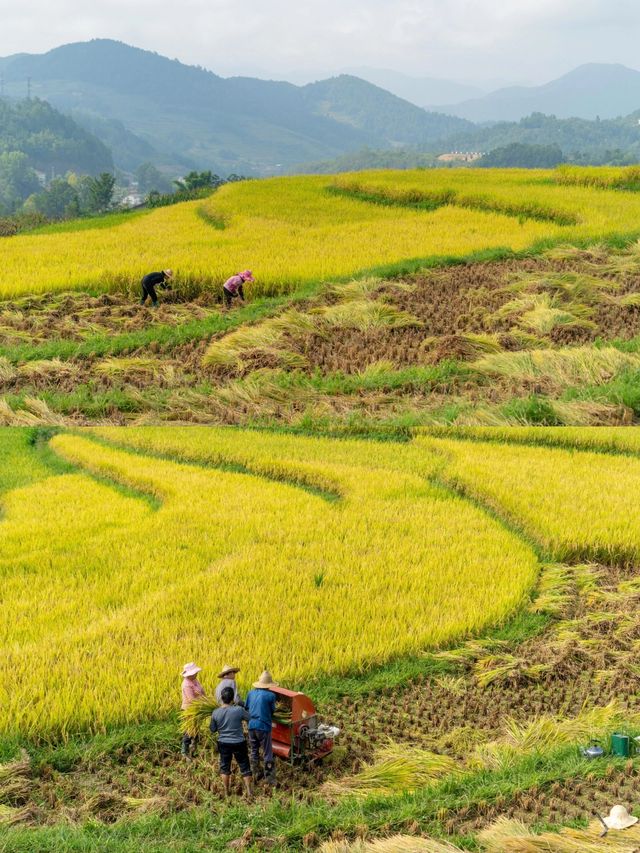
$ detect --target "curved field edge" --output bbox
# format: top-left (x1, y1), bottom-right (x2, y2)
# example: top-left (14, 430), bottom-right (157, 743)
top-left (419, 434), bottom-right (640, 566)
top-left (0, 426), bottom-right (541, 741)
top-left (424, 425), bottom-right (640, 456)
top-left (4, 169), bottom-right (640, 299)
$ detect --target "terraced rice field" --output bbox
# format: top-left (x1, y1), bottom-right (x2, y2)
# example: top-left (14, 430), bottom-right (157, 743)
top-left (4, 168), bottom-right (640, 299)
top-left (4, 426), bottom-right (640, 853)
top-left (0, 426), bottom-right (538, 739)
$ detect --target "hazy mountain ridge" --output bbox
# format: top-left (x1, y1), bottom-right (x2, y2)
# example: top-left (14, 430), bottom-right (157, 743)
top-left (438, 63), bottom-right (640, 122)
top-left (341, 67), bottom-right (485, 107)
top-left (0, 40), bottom-right (472, 174)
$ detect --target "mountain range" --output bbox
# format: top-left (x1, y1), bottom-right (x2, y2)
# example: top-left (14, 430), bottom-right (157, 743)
top-left (2, 41), bottom-right (640, 178)
top-left (435, 64), bottom-right (640, 122)
top-left (0, 40), bottom-right (471, 175)
top-left (340, 68), bottom-right (486, 108)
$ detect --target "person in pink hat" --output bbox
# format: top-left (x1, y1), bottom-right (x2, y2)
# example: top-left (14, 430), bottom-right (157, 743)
top-left (181, 662), bottom-right (206, 759)
top-left (222, 270), bottom-right (254, 309)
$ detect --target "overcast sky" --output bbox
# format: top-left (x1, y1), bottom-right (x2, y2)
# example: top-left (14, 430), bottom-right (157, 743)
top-left (1, 0), bottom-right (639, 86)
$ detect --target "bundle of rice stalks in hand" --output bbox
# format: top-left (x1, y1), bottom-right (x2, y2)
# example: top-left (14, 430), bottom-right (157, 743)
top-left (181, 696), bottom-right (217, 737)
top-left (322, 744), bottom-right (458, 799)
top-left (479, 815), bottom-right (640, 852)
top-left (320, 836), bottom-right (465, 852)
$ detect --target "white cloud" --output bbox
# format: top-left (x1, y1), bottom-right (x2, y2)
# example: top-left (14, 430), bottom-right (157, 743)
top-left (0, 0), bottom-right (639, 83)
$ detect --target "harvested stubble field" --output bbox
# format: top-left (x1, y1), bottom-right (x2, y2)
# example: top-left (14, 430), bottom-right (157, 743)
top-left (4, 241), bottom-right (640, 427)
top-left (4, 426), bottom-right (640, 852)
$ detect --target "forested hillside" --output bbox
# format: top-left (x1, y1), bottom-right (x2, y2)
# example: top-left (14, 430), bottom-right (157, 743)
top-left (0, 40), bottom-right (471, 174)
top-left (0, 98), bottom-right (113, 214)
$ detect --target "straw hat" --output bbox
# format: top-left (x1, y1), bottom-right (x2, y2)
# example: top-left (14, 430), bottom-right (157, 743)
top-left (603, 805), bottom-right (638, 830)
top-left (181, 662), bottom-right (201, 678)
top-left (253, 670), bottom-right (278, 689)
top-left (164, 269), bottom-right (174, 278)
top-left (218, 664), bottom-right (240, 679)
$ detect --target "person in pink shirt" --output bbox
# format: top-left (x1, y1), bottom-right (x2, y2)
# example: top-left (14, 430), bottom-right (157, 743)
top-left (181, 662), bottom-right (206, 759)
top-left (222, 270), bottom-right (254, 309)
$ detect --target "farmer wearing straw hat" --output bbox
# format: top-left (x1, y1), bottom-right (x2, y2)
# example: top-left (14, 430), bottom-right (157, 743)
top-left (140, 269), bottom-right (173, 307)
top-left (180, 662), bottom-right (206, 759)
top-left (215, 664), bottom-right (243, 706)
top-left (222, 270), bottom-right (254, 309)
top-left (245, 670), bottom-right (278, 785)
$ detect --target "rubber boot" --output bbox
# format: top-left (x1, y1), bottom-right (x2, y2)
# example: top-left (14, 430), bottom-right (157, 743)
top-left (181, 735), bottom-right (192, 761)
top-left (250, 758), bottom-right (264, 782)
top-left (265, 760), bottom-right (276, 787)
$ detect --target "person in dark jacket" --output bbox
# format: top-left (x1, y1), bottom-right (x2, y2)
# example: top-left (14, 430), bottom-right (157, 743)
top-left (245, 670), bottom-right (277, 786)
top-left (210, 686), bottom-right (253, 799)
top-left (140, 269), bottom-right (173, 307)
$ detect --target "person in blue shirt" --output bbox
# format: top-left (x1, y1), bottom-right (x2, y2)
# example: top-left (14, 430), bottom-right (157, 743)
top-left (245, 670), bottom-right (278, 786)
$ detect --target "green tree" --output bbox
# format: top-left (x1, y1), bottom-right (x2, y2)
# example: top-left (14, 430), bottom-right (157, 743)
top-left (475, 143), bottom-right (565, 169)
top-left (87, 172), bottom-right (116, 212)
top-left (173, 170), bottom-right (222, 192)
top-left (0, 151), bottom-right (40, 214)
top-left (33, 178), bottom-right (80, 220)
top-left (67, 173), bottom-right (96, 214)
top-left (136, 162), bottom-right (171, 195)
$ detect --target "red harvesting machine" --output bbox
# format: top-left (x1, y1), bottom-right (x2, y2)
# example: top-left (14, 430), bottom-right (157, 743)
top-left (269, 685), bottom-right (340, 766)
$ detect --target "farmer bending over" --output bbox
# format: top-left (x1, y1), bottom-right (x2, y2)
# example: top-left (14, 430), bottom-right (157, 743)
top-left (215, 664), bottom-right (243, 706)
top-left (245, 670), bottom-right (277, 786)
top-left (222, 270), bottom-right (254, 309)
top-left (210, 686), bottom-right (253, 799)
top-left (181, 661), bottom-right (205, 759)
top-left (140, 269), bottom-right (173, 307)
